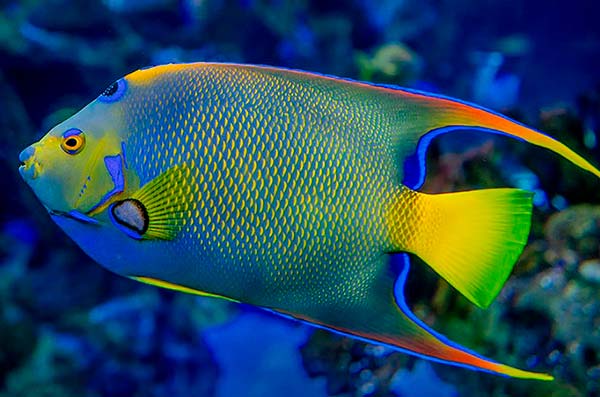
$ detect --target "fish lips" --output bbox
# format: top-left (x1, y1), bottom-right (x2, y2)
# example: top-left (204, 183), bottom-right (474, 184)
top-left (19, 145), bottom-right (39, 181)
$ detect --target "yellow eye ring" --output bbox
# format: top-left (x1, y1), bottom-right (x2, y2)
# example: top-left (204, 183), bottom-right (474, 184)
top-left (61, 129), bottom-right (86, 155)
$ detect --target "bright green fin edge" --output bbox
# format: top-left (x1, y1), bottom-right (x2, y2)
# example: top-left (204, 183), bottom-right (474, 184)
top-left (389, 187), bottom-right (533, 308)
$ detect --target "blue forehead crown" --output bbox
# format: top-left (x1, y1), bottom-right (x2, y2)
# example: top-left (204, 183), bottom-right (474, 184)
top-left (98, 78), bottom-right (127, 103)
top-left (63, 128), bottom-right (83, 138)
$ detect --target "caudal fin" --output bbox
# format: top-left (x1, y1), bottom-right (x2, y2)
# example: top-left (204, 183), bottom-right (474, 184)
top-left (387, 187), bottom-right (533, 308)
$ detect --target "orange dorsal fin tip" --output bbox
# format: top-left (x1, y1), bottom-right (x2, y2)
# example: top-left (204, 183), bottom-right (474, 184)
top-left (397, 87), bottom-right (600, 179)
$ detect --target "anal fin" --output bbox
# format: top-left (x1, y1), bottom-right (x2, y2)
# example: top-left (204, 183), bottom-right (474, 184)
top-left (279, 254), bottom-right (552, 381)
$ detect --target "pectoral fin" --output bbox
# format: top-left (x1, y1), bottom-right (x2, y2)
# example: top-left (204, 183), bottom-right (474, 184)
top-left (109, 164), bottom-right (192, 240)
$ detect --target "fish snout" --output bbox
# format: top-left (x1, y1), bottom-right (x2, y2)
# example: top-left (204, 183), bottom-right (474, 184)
top-left (18, 145), bottom-right (39, 180)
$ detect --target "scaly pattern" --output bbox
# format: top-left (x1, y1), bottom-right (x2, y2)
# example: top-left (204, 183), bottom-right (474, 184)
top-left (123, 65), bottom-right (403, 310)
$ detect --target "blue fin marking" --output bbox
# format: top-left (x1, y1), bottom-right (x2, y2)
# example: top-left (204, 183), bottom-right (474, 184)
top-left (88, 154), bottom-right (125, 213)
top-left (389, 253), bottom-right (499, 368)
top-left (66, 210), bottom-right (99, 224)
top-left (402, 126), bottom-right (526, 190)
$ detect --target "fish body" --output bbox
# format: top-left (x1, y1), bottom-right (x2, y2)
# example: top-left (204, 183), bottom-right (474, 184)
top-left (19, 63), bottom-right (600, 380)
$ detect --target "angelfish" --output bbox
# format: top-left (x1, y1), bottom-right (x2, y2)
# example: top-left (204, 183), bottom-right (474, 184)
top-left (19, 63), bottom-right (600, 380)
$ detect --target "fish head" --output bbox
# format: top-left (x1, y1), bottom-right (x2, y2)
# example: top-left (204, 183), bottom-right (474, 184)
top-left (18, 75), bottom-right (172, 278)
top-left (19, 78), bottom-right (131, 219)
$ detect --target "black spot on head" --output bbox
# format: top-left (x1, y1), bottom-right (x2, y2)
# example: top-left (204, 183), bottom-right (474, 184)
top-left (102, 81), bottom-right (118, 97)
top-left (98, 78), bottom-right (127, 103)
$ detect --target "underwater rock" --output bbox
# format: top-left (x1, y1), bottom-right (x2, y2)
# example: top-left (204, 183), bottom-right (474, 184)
top-left (87, 290), bottom-right (223, 397)
top-left (500, 205), bottom-right (600, 395)
top-left (544, 205), bottom-right (600, 265)
top-left (300, 328), bottom-right (415, 396)
top-left (355, 42), bottom-right (423, 86)
top-left (579, 259), bottom-right (600, 285)
top-left (390, 361), bottom-right (457, 397)
top-left (203, 310), bottom-right (327, 397)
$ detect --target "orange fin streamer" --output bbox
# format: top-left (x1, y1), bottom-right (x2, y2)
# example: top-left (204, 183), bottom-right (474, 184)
top-left (406, 90), bottom-right (600, 179)
top-left (278, 254), bottom-right (552, 381)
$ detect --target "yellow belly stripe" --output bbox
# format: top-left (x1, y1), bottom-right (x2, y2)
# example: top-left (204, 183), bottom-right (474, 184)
top-left (131, 276), bottom-right (239, 302)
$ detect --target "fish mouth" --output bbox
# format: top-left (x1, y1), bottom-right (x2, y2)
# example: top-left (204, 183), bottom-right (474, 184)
top-left (19, 162), bottom-right (38, 181)
top-left (18, 156), bottom-right (41, 181)
top-left (18, 145), bottom-right (39, 180)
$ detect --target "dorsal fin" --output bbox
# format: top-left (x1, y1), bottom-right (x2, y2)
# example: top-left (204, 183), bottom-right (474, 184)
top-left (259, 65), bottom-right (600, 187)
top-left (385, 87), bottom-right (600, 189)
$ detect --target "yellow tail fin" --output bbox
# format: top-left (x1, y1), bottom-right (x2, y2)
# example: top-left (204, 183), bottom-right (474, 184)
top-left (387, 187), bottom-right (533, 308)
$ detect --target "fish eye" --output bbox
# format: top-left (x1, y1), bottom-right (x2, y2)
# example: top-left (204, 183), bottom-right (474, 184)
top-left (61, 128), bottom-right (86, 155)
top-left (98, 78), bottom-right (127, 103)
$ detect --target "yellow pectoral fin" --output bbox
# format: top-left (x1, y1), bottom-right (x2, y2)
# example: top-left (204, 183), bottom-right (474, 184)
top-left (131, 276), bottom-right (239, 303)
top-left (109, 164), bottom-right (193, 241)
top-left (130, 164), bottom-right (192, 240)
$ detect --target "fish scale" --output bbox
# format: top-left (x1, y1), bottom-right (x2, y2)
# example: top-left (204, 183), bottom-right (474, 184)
top-left (123, 65), bottom-right (393, 309)
top-left (19, 63), bottom-right (600, 380)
